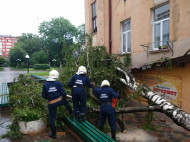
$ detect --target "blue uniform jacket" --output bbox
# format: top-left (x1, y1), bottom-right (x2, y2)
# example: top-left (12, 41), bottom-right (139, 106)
top-left (94, 86), bottom-right (118, 104)
top-left (42, 81), bottom-right (66, 101)
top-left (68, 74), bottom-right (94, 88)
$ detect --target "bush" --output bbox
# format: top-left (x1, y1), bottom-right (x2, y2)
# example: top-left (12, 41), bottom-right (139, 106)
top-left (3, 75), bottom-right (48, 139)
top-left (33, 64), bottom-right (50, 70)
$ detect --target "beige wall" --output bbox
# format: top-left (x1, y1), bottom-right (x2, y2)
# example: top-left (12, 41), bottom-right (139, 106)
top-left (85, 0), bottom-right (109, 48)
top-left (85, 0), bottom-right (190, 65)
top-left (85, 0), bottom-right (190, 112)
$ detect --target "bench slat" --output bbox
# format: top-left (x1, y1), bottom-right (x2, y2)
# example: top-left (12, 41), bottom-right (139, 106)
top-left (64, 117), bottom-right (116, 142)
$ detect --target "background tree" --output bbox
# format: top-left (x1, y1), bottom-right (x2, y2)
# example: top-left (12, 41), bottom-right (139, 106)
top-left (30, 50), bottom-right (48, 65)
top-left (16, 33), bottom-right (43, 55)
top-left (0, 56), bottom-right (6, 66)
top-left (39, 17), bottom-right (77, 67)
top-left (76, 24), bottom-right (85, 44)
top-left (9, 33), bottom-right (47, 67)
top-left (9, 47), bottom-right (26, 67)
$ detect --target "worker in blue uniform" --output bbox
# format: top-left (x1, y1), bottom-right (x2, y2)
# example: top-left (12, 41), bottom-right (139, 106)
top-left (42, 70), bottom-right (73, 139)
top-left (93, 80), bottom-right (119, 141)
top-left (68, 66), bottom-right (94, 121)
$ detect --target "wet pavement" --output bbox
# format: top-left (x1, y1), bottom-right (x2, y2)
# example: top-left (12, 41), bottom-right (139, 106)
top-left (0, 107), bottom-right (11, 142)
top-left (0, 67), bottom-right (47, 84)
top-left (2, 107), bottom-right (190, 142)
top-left (117, 112), bottom-right (190, 142)
top-left (0, 108), bottom-right (78, 142)
top-left (0, 67), bottom-right (77, 142)
top-left (1, 67), bottom-right (190, 141)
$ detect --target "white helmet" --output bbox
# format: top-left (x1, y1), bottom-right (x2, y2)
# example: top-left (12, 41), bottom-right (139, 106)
top-left (46, 70), bottom-right (59, 81)
top-left (101, 80), bottom-right (110, 87)
top-left (77, 66), bottom-right (87, 75)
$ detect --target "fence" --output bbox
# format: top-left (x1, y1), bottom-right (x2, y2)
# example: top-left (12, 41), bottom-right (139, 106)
top-left (0, 82), bottom-right (9, 107)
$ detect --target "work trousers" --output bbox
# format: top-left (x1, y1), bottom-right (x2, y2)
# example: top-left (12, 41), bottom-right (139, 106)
top-left (99, 105), bottom-right (116, 131)
top-left (72, 87), bottom-right (86, 115)
top-left (48, 99), bottom-right (70, 126)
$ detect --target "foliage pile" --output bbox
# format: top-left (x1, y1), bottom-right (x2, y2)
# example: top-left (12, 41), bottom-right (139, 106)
top-left (3, 75), bottom-right (47, 139)
top-left (58, 34), bottom-right (133, 130)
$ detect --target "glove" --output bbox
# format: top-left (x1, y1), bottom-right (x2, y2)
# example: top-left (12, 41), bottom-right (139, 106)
top-left (112, 98), bottom-right (118, 108)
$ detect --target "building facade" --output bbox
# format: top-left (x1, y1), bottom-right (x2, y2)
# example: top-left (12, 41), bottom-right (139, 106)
top-left (0, 35), bottom-right (19, 58)
top-left (85, 0), bottom-right (190, 113)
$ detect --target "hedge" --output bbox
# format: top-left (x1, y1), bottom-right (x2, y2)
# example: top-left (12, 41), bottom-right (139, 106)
top-left (33, 64), bottom-right (50, 70)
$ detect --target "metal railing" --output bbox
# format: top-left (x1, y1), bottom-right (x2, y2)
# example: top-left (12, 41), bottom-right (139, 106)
top-left (0, 82), bottom-right (9, 107)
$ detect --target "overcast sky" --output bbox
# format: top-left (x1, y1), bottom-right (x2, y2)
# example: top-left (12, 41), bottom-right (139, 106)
top-left (0, 0), bottom-right (85, 36)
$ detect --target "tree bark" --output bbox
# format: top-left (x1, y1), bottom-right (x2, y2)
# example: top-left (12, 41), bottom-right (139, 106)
top-left (116, 67), bottom-right (190, 131)
top-left (88, 105), bottom-right (162, 114)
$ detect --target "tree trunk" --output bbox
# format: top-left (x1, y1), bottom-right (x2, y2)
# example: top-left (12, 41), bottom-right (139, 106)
top-left (59, 50), bottom-right (63, 68)
top-left (88, 106), bottom-right (162, 114)
top-left (116, 67), bottom-right (190, 131)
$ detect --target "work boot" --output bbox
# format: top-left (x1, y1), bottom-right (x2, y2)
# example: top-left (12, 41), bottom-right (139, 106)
top-left (66, 104), bottom-right (73, 114)
top-left (69, 112), bottom-right (75, 118)
top-left (79, 113), bottom-right (86, 122)
top-left (111, 130), bottom-right (117, 141)
top-left (49, 125), bottom-right (56, 139)
top-left (75, 111), bottom-right (80, 121)
top-left (66, 104), bottom-right (74, 118)
top-left (99, 126), bottom-right (104, 132)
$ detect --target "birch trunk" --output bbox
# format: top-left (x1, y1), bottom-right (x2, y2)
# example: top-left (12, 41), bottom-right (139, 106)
top-left (116, 67), bottom-right (190, 131)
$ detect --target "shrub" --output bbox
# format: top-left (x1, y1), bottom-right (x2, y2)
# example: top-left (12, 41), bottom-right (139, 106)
top-left (33, 64), bottom-right (50, 70)
top-left (3, 75), bottom-right (48, 139)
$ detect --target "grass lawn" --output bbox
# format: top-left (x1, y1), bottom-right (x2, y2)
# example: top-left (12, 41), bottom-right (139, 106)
top-left (26, 72), bottom-right (49, 76)
top-left (0, 67), bottom-right (3, 71)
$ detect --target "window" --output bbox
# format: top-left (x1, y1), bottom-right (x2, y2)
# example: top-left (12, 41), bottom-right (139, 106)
top-left (121, 20), bottom-right (131, 53)
top-left (153, 4), bottom-right (170, 49)
top-left (92, 1), bottom-right (97, 32)
top-left (6, 43), bottom-right (11, 45)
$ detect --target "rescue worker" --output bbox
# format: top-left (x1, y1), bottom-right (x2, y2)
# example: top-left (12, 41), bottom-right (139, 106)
top-left (93, 80), bottom-right (119, 141)
top-left (68, 66), bottom-right (94, 121)
top-left (42, 70), bottom-right (73, 139)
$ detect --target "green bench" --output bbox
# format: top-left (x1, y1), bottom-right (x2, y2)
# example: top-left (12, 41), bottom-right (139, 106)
top-left (64, 117), bottom-right (116, 142)
top-left (30, 74), bottom-right (46, 82)
top-left (0, 82), bottom-right (9, 107)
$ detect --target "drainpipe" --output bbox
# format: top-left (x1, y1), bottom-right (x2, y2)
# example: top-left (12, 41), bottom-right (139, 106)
top-left (108, 0), bottom-right (112, 54)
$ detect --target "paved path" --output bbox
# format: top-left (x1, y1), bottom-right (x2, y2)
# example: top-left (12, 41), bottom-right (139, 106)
top-left (0, 67), bottom-right (48, 142)
top-left (0, 67), bottom-right (46, 84)
top-left (0, 67), bottom-right (47, 92)
top-left (0, 108), bottom-right (11, 142)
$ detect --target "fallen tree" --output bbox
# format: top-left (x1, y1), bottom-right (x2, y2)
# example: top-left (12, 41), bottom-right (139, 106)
top-left (116, 67), bottom-right (190, 131)
top-left (60, 33), bottom-right (190, 132)
top-left (88, 105), bottom-right (162, 114)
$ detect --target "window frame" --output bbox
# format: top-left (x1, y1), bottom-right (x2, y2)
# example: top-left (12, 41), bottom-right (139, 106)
top-left (152, 3), bottom-right (170, 50)
top-left (121, 19), bottom-right (131, 54)
top-left (91, 1), bottom-right (97, 33)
